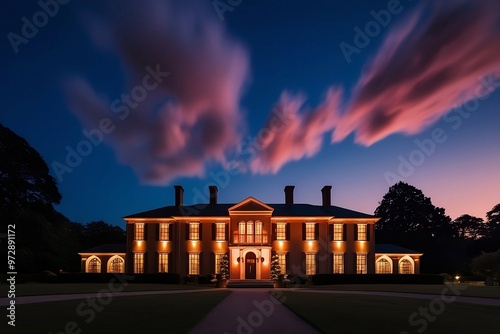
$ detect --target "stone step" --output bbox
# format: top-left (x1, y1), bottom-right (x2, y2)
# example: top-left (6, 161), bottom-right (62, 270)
top-left (226, 279), bottom-right (275, 288)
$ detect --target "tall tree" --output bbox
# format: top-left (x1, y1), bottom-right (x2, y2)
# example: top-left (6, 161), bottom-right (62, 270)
top-left (0, 124), bottom-right (79, 272)
top-left (375, 182), bottom-right (453, 240)
top-left (486, 203), bottom-right (500, 239)
top-left (452, 214), bottom-right (487, 240)
top-left (74, 220), bottom-right (126, 250)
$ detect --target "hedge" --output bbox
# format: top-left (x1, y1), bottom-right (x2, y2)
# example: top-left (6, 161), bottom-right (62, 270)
top-left (311, 274), bottom-right (444, 285)
top-left (57, 273), bottom-right (181, 284)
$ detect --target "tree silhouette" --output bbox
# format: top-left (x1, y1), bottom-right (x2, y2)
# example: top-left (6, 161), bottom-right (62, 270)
top-left (73, 220), bottom-right (125, 250)
top-left (486, 203), bottom-right (500, 239)
top-left (452, 214), bottom-right (486, 240)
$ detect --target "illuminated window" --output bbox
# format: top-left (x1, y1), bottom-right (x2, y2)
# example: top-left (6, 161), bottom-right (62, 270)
top-left (376, 258), bottom-right (392, 274)
top-left (158, 253), bottom-right (168, 273)
top-left (357, 224), bottom-right (367, 241)
top-left (189, 253), bottom-right (200, 275)
top-left (215, 223), bottom-right (225, 241)
top-left (108, 256), bottom-right (124, 273)
top-left (305, 223), bottom-right (315, 240)
top-left (189, 223), bottom-right (200, 240)
top-left (333, 253), bottom-right (344, 274)
top-left (356, 253), bottom-right (367, 274)
top-left (276, 223), bottom-right (286, 240)
top-left (134, 253), bottom-right (144, 274)
top-left (278, 253), bottom-right (287, 274)
top-left (215, 254), bottom-right (222, 274)
top-left (305, 253), bottom-right (316, 275)
top-left (87, 257), bottom-right (101, 273)
top-left (135, 223), bottom-right (144, 240)
top-left (159, 223), bottom-right (169, 241)
top-left (255, 221), bottom-right (263, 243)
top-left (333, 224), bottom-right (343, 241)
top-left (399, 259), bottom-right (413, 274)
top-left (247, 221), bottom-right (254, 243)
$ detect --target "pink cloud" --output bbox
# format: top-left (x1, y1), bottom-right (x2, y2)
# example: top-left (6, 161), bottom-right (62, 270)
top-left (66, 0), bottom-right (249, 184)
top-left (250, 88), bottom-right (342, 174)
top-left (333, 0), bottom-right (500, 145)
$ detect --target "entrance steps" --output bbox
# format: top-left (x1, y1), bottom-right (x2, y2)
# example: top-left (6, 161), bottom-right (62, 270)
top-left (226, 279), bottom-right (275, 288)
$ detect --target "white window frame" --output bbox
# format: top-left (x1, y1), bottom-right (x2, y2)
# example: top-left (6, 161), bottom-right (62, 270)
top-left (333, 224), bottom-right (343, 241)
top-left (135, 223), bottom-right (144, 240)
top-left (158, 253), bottom-right (169, 273)
top-left (159, 223), bottom-right (169, 241)
top-left (333, 253), bottom-right (344, 274)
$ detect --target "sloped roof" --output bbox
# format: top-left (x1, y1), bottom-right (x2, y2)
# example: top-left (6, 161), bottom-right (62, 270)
top-left (375, 244), bottom-right (422, 254)
top-left (124, 203), bottom-right (375, 219)
top-left (79, 243), bottom-right (126, 253)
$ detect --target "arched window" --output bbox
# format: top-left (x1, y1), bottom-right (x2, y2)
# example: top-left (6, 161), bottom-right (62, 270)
top-left (399, 258), bottom-right (413, 274)
top-left (376, 257), bottom-right (392, 274)
top-left (87, 256), bottom-right (101, 273)
top-left (107, 256), bottom-right (124, 273)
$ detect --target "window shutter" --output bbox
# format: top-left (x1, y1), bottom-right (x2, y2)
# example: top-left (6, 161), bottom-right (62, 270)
top-left (199, 224), bottom-right (203, 240)
top-left (168, 252), bottom-right (172, 273)
top-left (328, 253), bottom-right (333, 274)
top-left (367, 224), bottom-right (371, 241)
top-left (199, 252), bottom-right (203, 275)
top-left (272, 223), bottom-right (277, 241)
top-left (212, 223), bottom-right (216, 241)
top-left (343, 224), bottom-right (347, 241)
top-left (285, 253), bottom-right (290, 274)
top-left (169, 223), bottom-right (174, 241)
top-left (301, 252), bottom-right (306, 273)
top-left (186, 223), bottom-right (190, 240)
top-left (314, 223), bottom-right (319, 240)
top-left (144, 252), bottom-right (148, 274)
top-left (286, 223), bottom-right (290, 240)
top-left (211, 252), bottom-right (215, 273)
top-left (315, 253), bottom-right (319, 273)
top-left (154, 252), bottom-right (159, 273)
top-left (302, 223), bottom-right (306, 240)
top-left (329, 224), bottom-right (333, 241)
top-left (354, 224), bottom-right (358, 241)
top-left (225, 223), bottom-right (229, 241)
top-left (144, 224), bottom-right (149, 240)
top-left (156, 223), bottom-right (160, 241)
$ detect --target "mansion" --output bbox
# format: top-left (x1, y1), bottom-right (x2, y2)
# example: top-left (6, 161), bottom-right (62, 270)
top-left (79, 185), bottom-right (422, 278)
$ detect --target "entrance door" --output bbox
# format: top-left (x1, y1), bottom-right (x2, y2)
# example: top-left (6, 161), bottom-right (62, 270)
top-left (245, 252), bottom-right (256, 279)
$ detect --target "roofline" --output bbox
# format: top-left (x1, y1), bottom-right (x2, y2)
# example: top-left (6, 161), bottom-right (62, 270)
top-left (78, 253), bottom-right (126, 256)
top-left (375, 253), bottom-right (424, 256)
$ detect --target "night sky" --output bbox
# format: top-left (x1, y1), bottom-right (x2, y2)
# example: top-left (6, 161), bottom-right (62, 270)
top-left (2, 0), bottom-right (499, 228)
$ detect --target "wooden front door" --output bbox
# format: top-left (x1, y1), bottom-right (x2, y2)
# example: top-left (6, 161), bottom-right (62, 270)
top-left (245, 252), bottom-right (256, 279)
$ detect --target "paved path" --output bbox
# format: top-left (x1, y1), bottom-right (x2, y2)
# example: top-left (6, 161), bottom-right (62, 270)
top-left (189, 289), bottom-right (320, 334)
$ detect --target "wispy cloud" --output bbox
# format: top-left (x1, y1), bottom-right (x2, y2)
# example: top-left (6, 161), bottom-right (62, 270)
top-left (66, 0), bottom-right (249, 184)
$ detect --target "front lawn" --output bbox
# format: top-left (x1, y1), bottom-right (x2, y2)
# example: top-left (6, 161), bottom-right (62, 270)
top-left (279, 291), bottom-right (500, 334)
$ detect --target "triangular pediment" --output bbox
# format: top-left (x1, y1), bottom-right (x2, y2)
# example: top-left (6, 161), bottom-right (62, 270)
top-left (228, 197), bottom-right (274, 213)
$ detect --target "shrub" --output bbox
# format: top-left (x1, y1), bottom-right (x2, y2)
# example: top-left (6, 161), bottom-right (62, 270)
top-left (311, 274), bottom-right (444, 285)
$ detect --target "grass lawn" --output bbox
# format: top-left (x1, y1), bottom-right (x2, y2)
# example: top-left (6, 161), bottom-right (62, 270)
top-left (6, 290), bottom-right (231, 334)
top-left (279, 291), bottom-right (500, 334)
top-left (305, 283), bottom-right (500, 299)
top-left (0, 283), bottom-right (214, 297)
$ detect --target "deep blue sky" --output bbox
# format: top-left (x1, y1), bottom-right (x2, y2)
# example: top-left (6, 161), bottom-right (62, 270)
top-left (1, 0), bottom-right (499, 228)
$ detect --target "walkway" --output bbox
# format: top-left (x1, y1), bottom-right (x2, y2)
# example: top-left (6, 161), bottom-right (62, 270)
top-left (189, 288), bottom-right (320, 334)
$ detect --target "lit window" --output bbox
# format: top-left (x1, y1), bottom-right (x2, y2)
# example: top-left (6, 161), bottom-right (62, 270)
top-left (189, 223), bottom-right (200, 240)
top-left (135, 223), bottom-right (144, 240)
top-left (216, 223), bottom-right (225, 241)
top-left (276, 223), bottom-right (286, 240)
top-left (399, 259), bottom-right (413, 274)
top-left (247, 221), bottom-right (254, 243)
top-left (357, 224), bottom-right (367, 241)
top-left (278, 253), bottom-right (286, 274)
top-left (215, 254), bottom-right (222, 274)
top-left (333, 253), bottom-right (344, 274)
top-left (356, 253), bottom-right (367, 274)
top-left (305, 223), bottom-right (315, 240)
top-left (255, 221), bottom-right (263, 243)
top-left (333, 224), bottom-right (343, 241)
top-left (88, 257), bottom-right (101, 273)
top-left (108, 257), bottom-right (124, 273)
top-left (376, 258), bottom-right (392, 274)
top-left (159, 223), bottom-right (169, 241)
top-left (134, 253), bottom-right (144, 273)
top-left (305, 253), bottom-right (316, 275)
top-left (189, 253), bottom-right (200, 275)
top-left (158, 253), bottom-right (168, 273)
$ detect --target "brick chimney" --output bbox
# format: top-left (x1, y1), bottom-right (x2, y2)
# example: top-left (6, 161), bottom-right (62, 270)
top-left (209, 185), bottom-right (218, 204)
top-left (321, 186), bottom-right (332, 206)
top-left (174, 185), bottom-right (184, 206)
top-left (284, 186), bottom-right (294, 205)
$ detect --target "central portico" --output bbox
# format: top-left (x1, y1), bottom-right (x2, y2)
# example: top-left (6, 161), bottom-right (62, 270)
top-left (228, 197), bottom-right (273, 279)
